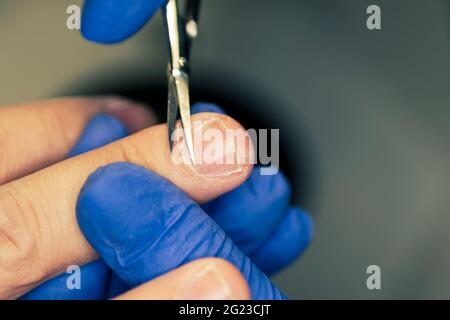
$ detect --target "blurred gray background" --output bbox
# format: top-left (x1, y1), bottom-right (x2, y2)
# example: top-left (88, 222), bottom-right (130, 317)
top-left (0, 0), bottom-right (449, 299)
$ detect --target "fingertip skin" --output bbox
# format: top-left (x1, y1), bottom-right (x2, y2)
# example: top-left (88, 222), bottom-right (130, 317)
top-left (81, 0), bottom-right (166, 44)
top-left (77, 163), bottom-right (287, 299)
top-left (251, 208), bottom-right (314, 276)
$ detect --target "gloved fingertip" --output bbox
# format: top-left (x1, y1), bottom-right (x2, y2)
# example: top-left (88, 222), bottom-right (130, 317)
top-left (68, 114), bottom-right (129, 157)
top-left (81, 0), bottom-right (165, 44)
top-left (76, 162), bottom-right (187, 284)
top-left (77, 162), bottom-right (286, 299)
top-left (251, 207), bottom-right (314, 276)
top-left (77, 163), bottom-right (152, 241)
top-left (191, 102), bottom-right (227, 115)
top-left (300, 208), bottom-right (314, 242)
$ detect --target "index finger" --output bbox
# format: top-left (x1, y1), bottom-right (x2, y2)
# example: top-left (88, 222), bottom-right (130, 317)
top-left (0, 112), bottom-right (253, 299)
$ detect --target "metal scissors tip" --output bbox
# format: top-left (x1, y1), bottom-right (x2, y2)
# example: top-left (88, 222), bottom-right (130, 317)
top-left (163, 0), bottom-right (200, 165)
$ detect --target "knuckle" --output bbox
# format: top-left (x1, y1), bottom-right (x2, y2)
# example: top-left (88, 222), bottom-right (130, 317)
top-left (107, 134), bottom-right (153, 168)
top-left (0, 186), bottom-right (44, 292)
top-left (0, 120), bottom-right (13, 185)
top-left (46, 108), bottom-right (77, 150)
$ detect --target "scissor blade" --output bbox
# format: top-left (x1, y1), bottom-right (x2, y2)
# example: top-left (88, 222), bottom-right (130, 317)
top-left (167, 75), bottom-right (179, 153)
top-left (173, 70), bottom-right (195, 165)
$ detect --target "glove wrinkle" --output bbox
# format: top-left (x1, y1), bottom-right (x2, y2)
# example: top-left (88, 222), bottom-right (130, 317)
top-left (77, 163), bottom-right (287, 299)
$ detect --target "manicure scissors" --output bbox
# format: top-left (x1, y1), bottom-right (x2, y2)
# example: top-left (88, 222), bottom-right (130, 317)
top-left (163, 0), bottom-right (201, 164)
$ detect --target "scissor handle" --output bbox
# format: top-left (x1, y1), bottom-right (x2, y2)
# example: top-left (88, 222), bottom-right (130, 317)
top-left (163, 0), bottom-right (201, 73)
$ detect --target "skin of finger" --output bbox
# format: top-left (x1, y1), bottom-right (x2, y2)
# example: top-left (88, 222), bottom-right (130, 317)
top-left (0, 113), bottom-right (253, 299)
top-left (0, 97), bottom-right (155, 185)
top-left (115, 258), bottom-right (250, 300)
top-left (0, 98), bottom-right (106, 184)
top-left (21, 114), bottom-right (130, 300)
top-left (81, 0), bottom-right (166, 44)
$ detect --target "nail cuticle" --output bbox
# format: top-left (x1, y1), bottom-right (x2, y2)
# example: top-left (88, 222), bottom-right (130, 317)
top-left (171, 116), bottom-right (247, 178)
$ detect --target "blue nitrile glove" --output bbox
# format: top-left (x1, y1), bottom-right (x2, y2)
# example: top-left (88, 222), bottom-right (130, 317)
top-left (22, 103), bottom-right (313, 299)
top-left (81, 0), bottom-right (167, 44)
top-left (77, 162), bottom-right (288, 299)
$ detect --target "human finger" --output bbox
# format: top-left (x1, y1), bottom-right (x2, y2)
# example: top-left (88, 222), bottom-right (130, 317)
top-left (0, 112), bottom-right (253, 299)
top-left (0, 97), bottom-right (155, 184)
top-left (115, 258), bottom-right (250, 300)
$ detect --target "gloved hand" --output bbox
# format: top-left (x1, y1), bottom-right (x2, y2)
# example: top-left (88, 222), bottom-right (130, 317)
top-left (0, 97), bottom-right (313, 300)
top-left (81, 0), bottom-right (168, 44)
top-left (20, 102), bottom-right (313, 300)
top-left (74, 1), bottom-right (313, 300)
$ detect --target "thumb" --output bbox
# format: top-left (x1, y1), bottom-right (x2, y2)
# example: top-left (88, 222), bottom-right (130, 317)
top-left (76, 163), bottom-right (287, 300)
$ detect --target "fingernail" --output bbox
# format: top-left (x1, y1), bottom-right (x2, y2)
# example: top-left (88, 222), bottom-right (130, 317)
top-left (172, 115), bottom-right (253, 178)
top-left (175, 264), bottom-right (234, 300)
top-left (103, 97), bottom-right (158, 132)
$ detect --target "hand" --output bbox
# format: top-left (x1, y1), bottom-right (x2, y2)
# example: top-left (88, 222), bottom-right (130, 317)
top-left (19, 102), bottom-right (313, 300)
top-left (81, 0), bottom-right (168, 44)
top-left (0, 98), bottom-right (312, 299)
